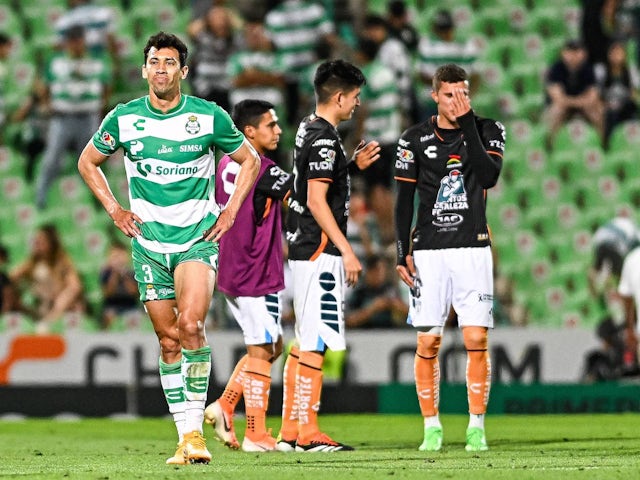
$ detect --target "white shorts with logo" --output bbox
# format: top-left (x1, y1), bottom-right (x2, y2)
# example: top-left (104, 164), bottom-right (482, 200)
top-left (408, 246), bottom-right (494, 329)
top-left (224, 292), bottom-right (283, 345)
top-left (289, 253), bottom-right (346, 352)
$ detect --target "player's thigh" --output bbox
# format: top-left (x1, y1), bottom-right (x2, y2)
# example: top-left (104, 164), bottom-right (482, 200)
top-left (408, 249), bottom-right (452, 328)
top-left (173, 240), bottom-right (218, 319)
top-left (225, 292), bottom-right (283, 345)
top-left (451, 246), bottom-right (494, 328)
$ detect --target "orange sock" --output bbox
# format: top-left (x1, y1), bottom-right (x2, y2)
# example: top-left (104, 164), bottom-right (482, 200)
top-left (219, 354), bottom-right (248, 412)
top-left (464, 327), bottom-right (491, 415)
top-left (415, 332), bottom-right (441, 417)
top-left (243, 357), bottom-right (272, 441)
top-left (297, 350), bottom-right (324, 442)
top-left (279, 346), bottom-right (299, 441)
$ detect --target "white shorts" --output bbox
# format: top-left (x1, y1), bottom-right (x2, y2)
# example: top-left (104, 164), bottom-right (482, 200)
top-left (224, 292), bottom-right (284, 345)
top-left (408, 247), bottom-right (494, 329)
top-left (289, 253), bottom-right (346, 352)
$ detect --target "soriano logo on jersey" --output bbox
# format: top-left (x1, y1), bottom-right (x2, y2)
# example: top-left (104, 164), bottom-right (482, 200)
top-left (135, 159), bottom-right (200, 177)
top-left (185, 115), bottom-right (200, 135)
top-left (136, 162), bottom-right (151, 177)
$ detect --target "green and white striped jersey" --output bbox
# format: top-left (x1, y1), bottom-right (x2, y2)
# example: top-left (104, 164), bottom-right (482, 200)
top-left (46, 51), bottom-right (111, 114)
top-left (265, 0), bottom-right (333, 74)
top-left (360, 60), bottom-right (401, 145)
top-left (92, 94), bottom-right (245, 253)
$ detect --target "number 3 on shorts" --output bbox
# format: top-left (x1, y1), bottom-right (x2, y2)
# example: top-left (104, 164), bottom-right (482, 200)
top-left (142, 264), bottom-right (154, 283)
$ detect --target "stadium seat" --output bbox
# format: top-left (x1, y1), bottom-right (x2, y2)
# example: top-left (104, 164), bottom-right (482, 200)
top-left (608, 120), bottom-right (640, 152)
top-left (552, 119), bottom-right (603, 153)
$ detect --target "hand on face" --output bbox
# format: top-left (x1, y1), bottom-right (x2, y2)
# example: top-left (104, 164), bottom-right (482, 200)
top-left (451, 87), bottom-right (471, 119)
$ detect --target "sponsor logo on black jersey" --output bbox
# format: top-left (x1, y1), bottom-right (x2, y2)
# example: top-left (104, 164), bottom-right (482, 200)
top-left (311, 138), bottom-right (336, 147)
top-left (446, 155), bottom-right (462, 169)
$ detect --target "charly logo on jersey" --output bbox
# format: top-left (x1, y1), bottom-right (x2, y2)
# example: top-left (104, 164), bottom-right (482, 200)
top-left (446, 154), bottom-right (462, 169)
top-left (432, 169), bottom-right (468, 228)
top-left (129, 140), bottom-right (144, 159)
top-left (185, 115), bottom-right (200, 135)
top-left (101, 131), bottom-right (116, 148)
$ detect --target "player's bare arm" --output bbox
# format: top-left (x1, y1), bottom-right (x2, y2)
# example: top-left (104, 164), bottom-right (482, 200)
top-left (78, 141), bottom-right (142, 238)
top-left (307, 180), bottom-right (362, 287)
top-left (204, 140), bottom-right (261, 242)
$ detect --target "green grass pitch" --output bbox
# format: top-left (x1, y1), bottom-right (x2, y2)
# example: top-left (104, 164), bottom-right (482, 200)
top-left (1, 413), bottom-right (639, 479)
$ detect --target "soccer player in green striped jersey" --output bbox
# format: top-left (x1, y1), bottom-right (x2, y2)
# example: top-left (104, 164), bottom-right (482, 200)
top-left (78, 32), bottom-right (260, 465)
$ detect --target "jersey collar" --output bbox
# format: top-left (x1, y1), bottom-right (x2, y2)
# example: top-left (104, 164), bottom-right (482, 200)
top-left (145, 94), bottom-right (187, 116)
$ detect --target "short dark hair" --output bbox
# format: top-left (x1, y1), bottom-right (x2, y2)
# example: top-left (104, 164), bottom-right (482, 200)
top-left (432, 63), bottom-right (468, 91)
top-left (357, 37), bottom-right (380, 62)
top-left (0, 32), bottom-right (11, 46)
top-left (231, 99), bottom-right (275, 131)
top-left (363, 14), bottom-right (388, 30)
top-left (314, 59), bottom-right (366, 104)
top-left (143, 32), bottom-right (188, 68)
top-left (388, 0), bottom-right (407, 17)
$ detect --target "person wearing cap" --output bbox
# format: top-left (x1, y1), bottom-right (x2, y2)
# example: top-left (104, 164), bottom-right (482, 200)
top-left (544, 39), bottom-right (605, 150)
top-left (35, 25), bottom-right (112, 209)
top-left (415, 9), bottom-right (479, 118)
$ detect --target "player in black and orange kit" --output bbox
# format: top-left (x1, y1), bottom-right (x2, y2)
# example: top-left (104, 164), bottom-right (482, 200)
top-left (279, 59), bottom-right (380, 452)
top-left (394, 64), bottom-right (505, 452)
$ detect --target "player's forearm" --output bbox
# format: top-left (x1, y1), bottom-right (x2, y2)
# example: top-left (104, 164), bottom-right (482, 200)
top-left (457, 111), bottom-right (501, 188)
top-left (78, 160), bottom-right (122, 218)
top-left (223, 150), bottom-right (261, 221)
top-left (78, 153), bottom-right (122, 218)
top-left (394, 180), bottom-right (415, 266)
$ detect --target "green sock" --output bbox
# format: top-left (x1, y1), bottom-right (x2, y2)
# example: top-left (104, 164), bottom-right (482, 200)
top-left (181, 346), bottom-right (211, 434)
top-left (159, 358), bottom-right (185, 442)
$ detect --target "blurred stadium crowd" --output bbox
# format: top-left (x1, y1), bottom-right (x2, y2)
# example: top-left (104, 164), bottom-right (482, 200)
top-left (1, 0), bottom-right (639, 335)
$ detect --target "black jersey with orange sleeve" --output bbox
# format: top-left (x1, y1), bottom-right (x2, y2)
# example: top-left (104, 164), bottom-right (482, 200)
top-left (286, 114), bottom-right (350, 261)
top-left (394, 112), bottom-right (505, 263)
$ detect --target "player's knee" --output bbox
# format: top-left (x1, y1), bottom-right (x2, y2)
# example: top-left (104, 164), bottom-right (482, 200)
top-left (176, 310), bottom-right (206, 338)
top-left (158, 334), bottom-right (181, 358)
top-left (417, 331), bottom-right (442, 358)
top-left (462, 326), bottom-right (488, 351)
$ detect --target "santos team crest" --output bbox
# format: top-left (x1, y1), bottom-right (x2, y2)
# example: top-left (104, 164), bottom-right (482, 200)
top-left (185, 115), bottom-right (201, 135)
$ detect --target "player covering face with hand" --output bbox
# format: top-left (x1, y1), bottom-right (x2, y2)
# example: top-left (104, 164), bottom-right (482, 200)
top-left (394, 63), bottom-right (505, 452)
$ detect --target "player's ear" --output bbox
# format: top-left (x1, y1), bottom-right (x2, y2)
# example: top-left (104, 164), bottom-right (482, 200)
top-left (431, 89), bottom-right (438, 103)
top-left (141, 65), bottom-right (148, 79)
top-left (244, 125), bottom-right (256, 139)
top-left (180, 65), bottom-right (189, 79)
